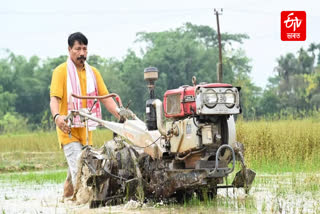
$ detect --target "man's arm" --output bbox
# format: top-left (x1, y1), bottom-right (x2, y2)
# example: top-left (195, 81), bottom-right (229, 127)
top-left (50, 96), bottom-right (60, 117)
top-left (100, 97), bottom-right (120, 120)
top-left (92, 68), bottom-right (120, 120)
top-left (50, 96), bottom-right (70, 133)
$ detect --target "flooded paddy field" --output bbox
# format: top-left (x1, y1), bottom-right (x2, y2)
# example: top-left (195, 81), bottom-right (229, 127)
top-left (1, 170), bottom-right (320, 214)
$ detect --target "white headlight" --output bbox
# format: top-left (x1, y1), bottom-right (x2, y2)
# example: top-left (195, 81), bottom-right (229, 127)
top-left (203, 89), bottom-right (218, 108)
top-left (225, 89), bottom-right (236, 108)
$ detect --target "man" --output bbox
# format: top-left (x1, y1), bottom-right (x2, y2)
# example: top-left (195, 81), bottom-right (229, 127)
top-left (50, 32), bottom-right (120, 198)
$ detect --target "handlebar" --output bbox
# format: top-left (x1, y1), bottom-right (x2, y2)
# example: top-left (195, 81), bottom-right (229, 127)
top-left (72, 93), bottom-right (123, 107)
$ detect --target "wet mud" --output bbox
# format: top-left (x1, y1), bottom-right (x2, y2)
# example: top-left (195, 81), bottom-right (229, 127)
top-left (1, 172), bottom-right (320, 213)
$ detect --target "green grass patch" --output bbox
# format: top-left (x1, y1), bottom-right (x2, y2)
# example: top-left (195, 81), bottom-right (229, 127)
top-left (249, 159), bottom-right (320, 174)
top-left (0, 128), bottom-right (113, 153)
top-left (0, 128), bottom-right (113, 172)
top-left (0, 152), bottom-right (67, 172)
top-left (0, 170), bottom-right (67, 184)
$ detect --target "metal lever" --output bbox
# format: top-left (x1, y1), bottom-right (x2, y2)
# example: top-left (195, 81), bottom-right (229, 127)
top-left (89, 99), bottom-right (98, 113)
top-left (208, 144), bottom-right (236, 177)
top-left (64, 111), bottom-right (78, 139)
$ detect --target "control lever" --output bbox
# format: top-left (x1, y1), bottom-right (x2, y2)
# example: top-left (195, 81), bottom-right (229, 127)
top-left (125, 100), bottom-right (132, 109)
top-left (64, 111), bottom-right (76, 139)
top-left (88, 99), bottom-right (98, 113)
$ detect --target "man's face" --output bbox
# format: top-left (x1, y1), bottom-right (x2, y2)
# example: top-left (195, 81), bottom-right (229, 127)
top-left (68, 40), bottom-right (87, 67)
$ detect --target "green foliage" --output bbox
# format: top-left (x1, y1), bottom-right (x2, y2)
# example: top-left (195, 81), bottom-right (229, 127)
top-left (260, 43), bottom-right (320, 118)
top-left (134, 23), bottom-right (256, 115)
top-left (0, 112), bottom-right (28, 133)
top-left (0, 86), bottom-right (17, 117)
top-left (0, 51), bottom-right (67, 133)
top-left (256, 89), bottom-right (281, 116)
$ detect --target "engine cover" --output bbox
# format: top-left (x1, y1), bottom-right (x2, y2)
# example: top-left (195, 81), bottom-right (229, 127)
top-left (166, 117), bottom-right (221, 153)
top-left (163, 83), bottom-right (234, 118)
top-left (163, 85), bottom-right (196, 118)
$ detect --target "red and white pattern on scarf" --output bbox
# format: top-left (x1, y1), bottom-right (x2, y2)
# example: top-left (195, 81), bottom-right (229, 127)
top-left (66, 57), bottom-right (102, 130)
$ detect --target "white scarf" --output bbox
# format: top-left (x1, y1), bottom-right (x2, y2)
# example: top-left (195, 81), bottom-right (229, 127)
top-left (66, 57), bottom-right (101, 130)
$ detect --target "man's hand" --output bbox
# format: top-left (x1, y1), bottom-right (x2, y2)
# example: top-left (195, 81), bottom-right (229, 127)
top-left (118, 107), bottom-right (134, 119)
top-left (56, 115), bottom-right (71, 134)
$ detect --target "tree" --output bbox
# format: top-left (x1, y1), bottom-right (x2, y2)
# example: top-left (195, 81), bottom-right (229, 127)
top-left (274, 53), bottom-right (297, 82)
top-left (307, 42), bottom-right (317, 65)
top-left (132, 23), bottom-right (256, 117)
top-left (264, 46), bottom-right (320, 117)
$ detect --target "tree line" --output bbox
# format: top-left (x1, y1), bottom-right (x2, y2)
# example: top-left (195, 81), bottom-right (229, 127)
top-left (0, 23), bottom-right (319, 133)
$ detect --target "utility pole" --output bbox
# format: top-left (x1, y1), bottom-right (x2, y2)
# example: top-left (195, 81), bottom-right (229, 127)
top-left (214, 8), bottom-right (223, 83)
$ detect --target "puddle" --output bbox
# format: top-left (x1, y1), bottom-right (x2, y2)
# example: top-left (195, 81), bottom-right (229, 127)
top-left (1, 172), bottom-right (320, 213)
top-left (0, 182), bottom-right (65, 213)
top-left (216, 173), bottom-right (320, 213)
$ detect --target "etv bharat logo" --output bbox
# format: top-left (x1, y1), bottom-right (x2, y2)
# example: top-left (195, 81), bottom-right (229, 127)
top-left (281, 11), bottom-right (306, 41)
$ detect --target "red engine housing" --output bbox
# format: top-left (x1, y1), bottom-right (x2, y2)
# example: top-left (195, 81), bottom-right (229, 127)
top-left (163, 83), bottom-right (232, 118)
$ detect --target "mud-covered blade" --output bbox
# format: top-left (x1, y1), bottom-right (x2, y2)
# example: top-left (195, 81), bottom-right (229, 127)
top-left (232, 168), bottom-right (256, 192)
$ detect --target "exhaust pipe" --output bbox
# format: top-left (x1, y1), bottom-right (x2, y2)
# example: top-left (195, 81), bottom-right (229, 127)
top-left (152, 99), bottom-right (167, 136)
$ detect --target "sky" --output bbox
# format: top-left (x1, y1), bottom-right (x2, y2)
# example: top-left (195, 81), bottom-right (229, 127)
top-left (1, 0), bottom-right (320, 88)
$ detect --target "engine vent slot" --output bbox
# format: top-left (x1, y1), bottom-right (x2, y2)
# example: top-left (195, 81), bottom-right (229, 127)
top-left (166, 93), bottom-right (181, 115)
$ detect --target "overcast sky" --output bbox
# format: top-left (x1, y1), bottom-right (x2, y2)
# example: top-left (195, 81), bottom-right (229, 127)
top-left (1, 0), bottom-right (319, 88)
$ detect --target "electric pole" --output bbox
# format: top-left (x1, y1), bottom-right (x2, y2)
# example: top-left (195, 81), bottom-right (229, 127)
top-left (214, 8), bottom-right (223, 83)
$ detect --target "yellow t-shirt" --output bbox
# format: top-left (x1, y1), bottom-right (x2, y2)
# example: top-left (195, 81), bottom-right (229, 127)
top-left (50, 62), bottom-right (109, 148)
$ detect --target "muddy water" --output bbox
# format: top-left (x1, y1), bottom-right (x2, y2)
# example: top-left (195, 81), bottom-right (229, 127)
top-left (1, 172), bottom-right (320, 214)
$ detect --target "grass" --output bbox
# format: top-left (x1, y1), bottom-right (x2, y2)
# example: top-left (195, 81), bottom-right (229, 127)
top-left (1, 119), bottom-right (320, 174)
top-left (0, 152), bottom-right (66, 172)
top-left (163, 191), bottom-right (258, 213)
top-left (0, 128), bottom-right (113, 172)
top-left (0, 170), bottom-right (67, 184)
top-left (0, 128), bottom-right (113, 153)
top-left (236, 118), bottom-right (320, 173)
